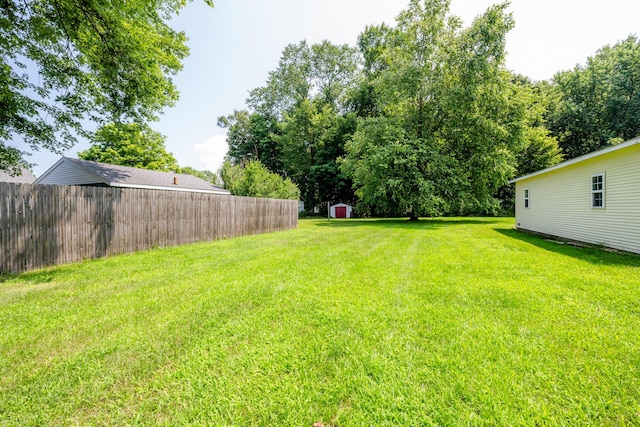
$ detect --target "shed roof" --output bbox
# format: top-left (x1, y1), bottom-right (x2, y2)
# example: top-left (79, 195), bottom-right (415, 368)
top-left (509, 136), bottom-right (640, 184)
top-left (35, 157), bottom-right (230, 194)
top-left (0, 168), bottom-right (36, 183)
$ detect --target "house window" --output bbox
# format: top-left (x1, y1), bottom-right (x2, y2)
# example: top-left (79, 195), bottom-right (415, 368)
top-left (592, 173), bottom-right (605, 208)
top-left (524, 188), bottom-right (530, 208)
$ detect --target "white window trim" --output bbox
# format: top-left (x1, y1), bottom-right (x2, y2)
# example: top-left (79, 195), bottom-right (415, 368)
top-left (591, 172), bottom-right (605, 209)
top-left (524, 187), bottom-right (530, 208)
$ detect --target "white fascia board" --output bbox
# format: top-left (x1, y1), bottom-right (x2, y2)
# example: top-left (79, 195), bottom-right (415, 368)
top-left (109, 182), bottom-right (230, 195)
top-left (508, 137), bottom-right (640, 184)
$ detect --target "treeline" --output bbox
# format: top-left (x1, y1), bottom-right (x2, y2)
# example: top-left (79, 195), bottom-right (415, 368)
top-left (221, 0), bottom-right (640, 217)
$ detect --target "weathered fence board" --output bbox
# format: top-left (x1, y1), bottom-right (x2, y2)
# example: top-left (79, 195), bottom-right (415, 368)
top-left (0, 183), bottom-right (298, 274)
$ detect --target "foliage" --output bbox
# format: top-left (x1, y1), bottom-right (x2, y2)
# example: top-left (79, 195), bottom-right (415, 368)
top-left (274, 100), bottom-right (355, 208)
top-left (0, 0), bottom-right (213, 172)
top-left (347, 24), bottom-right (396, 119)
top-left (78, 123), bottom-right (180, 172)
top-left (224, 40), bottom-right (360, 210)
top-left (358, 24), bottom-right (394, 77)
top-left (492, 74), bottom-right (563, 214)
top-left (516, 126), bottom-right (562, 176)
top-left (0, 144), bottom-right (27, 176)
top-left (217, 110), bottom-right (283, 173)
top-left (343, 117), bottom-right (451, 217)
top-left (220, 160), bottom-right (300, 200)
top-left (509, 75), bottom-right (563, 176)
top-left (180, 166), bottom-right (220, 186)
top-left (2, 218), bottom-right (639, 424)
top-left (311, 112), bottom-right (358, 206)
top-left (219, 1), bottom-right (638, 218)
top-left (275, 100), bottom-right (332, 200)
top-left (247, 40), bottom-right (360, 117)
top-left (343, 0), bottom-right (522, 217)
top-left (546, 36), bottom-right (640, 159)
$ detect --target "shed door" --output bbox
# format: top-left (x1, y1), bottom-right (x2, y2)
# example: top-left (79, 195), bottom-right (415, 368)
top-left (335, 206), bottom-right (347, 218)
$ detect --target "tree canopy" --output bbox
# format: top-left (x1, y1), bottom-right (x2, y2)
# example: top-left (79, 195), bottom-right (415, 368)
top-left (222, 39), bottom-right (360, 210)
top-left (218, 0), bottom-right (638, 218)
top-left (247, 40), bottom-right (360, 118)
top-left (545, 36), bottom-right (640, 159)
top-left (343, 0), bottom-right (528, 217)
top-left (217, 110), bottom-right (283, 174)
top-left (218, 0), bottom-right (568, 217)
top-left (180, 166), bottom-right (220, 186)
top-left (220, 160), bottom-right (300, 200)
top-left (0, 0), bottom-right (213, 173)
top-left (78, 123), bottom-right (180, 172)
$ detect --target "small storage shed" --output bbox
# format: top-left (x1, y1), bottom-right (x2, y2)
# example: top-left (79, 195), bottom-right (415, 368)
top-left (35, 157), bottom-right (230, 195)
top-left (509, 137), bottom-right (640, 254)
top-left (330, 203), bottom-right (353, 219)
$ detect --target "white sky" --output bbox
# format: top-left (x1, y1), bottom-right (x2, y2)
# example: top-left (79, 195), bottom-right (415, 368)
top-left (27, 0), bottom-right (640, 176)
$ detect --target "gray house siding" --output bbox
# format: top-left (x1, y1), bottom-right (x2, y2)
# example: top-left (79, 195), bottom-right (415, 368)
top-left (36, 158), bottom-right (105, 186)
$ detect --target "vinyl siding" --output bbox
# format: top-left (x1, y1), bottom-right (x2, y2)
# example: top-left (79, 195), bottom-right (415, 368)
top-left (515, 144), bottom-right (640, 254)
top-left (36, 159), bottom-right (105, 186)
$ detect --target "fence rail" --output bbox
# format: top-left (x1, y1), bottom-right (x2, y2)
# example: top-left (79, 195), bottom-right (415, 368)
top-left (0, 183), bottom-right (298, 274)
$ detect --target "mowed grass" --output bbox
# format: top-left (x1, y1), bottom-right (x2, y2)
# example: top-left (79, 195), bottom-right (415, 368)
top-left (1, 218), bottom-right (639, 426)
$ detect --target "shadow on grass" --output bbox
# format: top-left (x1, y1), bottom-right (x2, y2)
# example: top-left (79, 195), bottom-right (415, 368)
top-left (494, 228), bottom-right (640, 267)
top-left (0, 260), bottom-right (87, 284)
top-left (0, 268), bottom-right (63, 284)
top-left (310, 217), bottom-right (507, 229)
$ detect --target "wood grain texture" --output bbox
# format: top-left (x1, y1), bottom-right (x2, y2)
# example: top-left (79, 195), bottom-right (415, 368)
top-left (0, 184), bottom-right (298, 273)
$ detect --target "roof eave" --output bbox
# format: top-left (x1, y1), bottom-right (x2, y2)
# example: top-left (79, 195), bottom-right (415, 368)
top-left (109, 182), bottom-right (230, 194)
top-left (509, 136), bottom-right (640, 184)
top-left (36, 157), bottom-right (111, 186)
top-left (33, 157), bottom-right (65, 185)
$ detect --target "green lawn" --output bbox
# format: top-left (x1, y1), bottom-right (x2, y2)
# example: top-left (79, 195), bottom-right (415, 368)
top-left (1, 218), bottom-right (639, 426)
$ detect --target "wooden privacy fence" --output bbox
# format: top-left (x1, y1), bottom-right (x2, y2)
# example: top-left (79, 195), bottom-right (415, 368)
top-left (0, 183), bottom-right (298, 274)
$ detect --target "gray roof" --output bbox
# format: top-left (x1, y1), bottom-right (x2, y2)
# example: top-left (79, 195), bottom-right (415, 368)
top-left (36, 157), bottom-right (229, 194)
top-left (0, 168), bottom-right (36, 183)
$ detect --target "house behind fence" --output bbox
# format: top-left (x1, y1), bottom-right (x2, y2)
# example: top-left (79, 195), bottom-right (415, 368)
top-left (35, 157), bottom-right (230, 195)
top-left (1, 183), bottom-right (298, 274)
top-left (0, 168), bottom-right (36, 184)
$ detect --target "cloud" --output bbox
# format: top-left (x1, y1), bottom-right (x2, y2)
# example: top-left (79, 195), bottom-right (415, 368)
top-left (194, 134), bottom-right (228, 172)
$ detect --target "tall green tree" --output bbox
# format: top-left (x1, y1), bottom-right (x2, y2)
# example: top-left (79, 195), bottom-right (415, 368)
top-left (343, 116), bottom-right (455, 217)
top-left (343, 0), bottom-right (523, 218)
top-left (226, 40), bottom-right (360, 209)
top-left (78, 123), bottom-right (180, 171)
top-left (347, 24), bottom-right (395, 119)
top-left (509, 75), bottom-right (562, 176)
top-left (311, 113), bottom-right (358, 206)
top-left (271, 99), bottom-right (357, 208)
top-left (0, 0), bottom-right (213, 172)
top-left (217, 110), bottom-right (283, 173)
top-left (275, 99), bottom-right (334, 207)
top-left (546, 36), bottom-right (640, 159)
top-left (491, 75), bottom-right (562, 213)
top-left (247, 40), bottom-right (360, 118)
